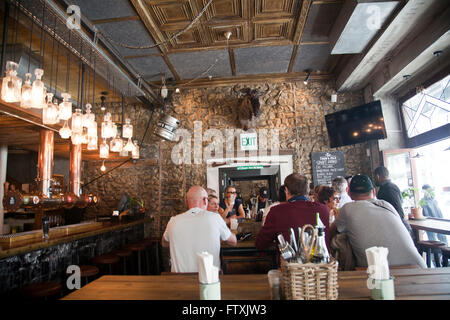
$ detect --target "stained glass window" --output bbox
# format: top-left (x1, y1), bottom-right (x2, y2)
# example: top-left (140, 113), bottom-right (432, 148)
top-left (402, 74), bottom-right (450, 138)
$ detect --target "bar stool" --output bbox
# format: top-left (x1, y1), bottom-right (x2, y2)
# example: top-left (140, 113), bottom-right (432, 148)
top-left (92, 254), bottom-right (120, 275)
top-left (442, 246), bottom-right (450, 267)
top-left (79, 265), bottom-right (100, 285)
top-left (417, 240), bottom-right (446, 268)
top-left (111, 249), bottom-right (133, 275)
top-left (138, 238), bottom-right (161, 274)
top-left (18, 281), bottom-right (62, 300)
top-left (124, 243), bottom-right (147, 275)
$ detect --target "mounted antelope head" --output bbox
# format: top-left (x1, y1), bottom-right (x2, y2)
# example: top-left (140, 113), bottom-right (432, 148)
top-left (233, 84), bottom-right (270, 130)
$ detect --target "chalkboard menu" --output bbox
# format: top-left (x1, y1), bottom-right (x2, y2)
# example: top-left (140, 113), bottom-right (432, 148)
top-left (311, 151), bottom-right (345, 186)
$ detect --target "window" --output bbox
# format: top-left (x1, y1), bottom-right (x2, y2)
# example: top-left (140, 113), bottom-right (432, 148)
top-left (402, 74), bottom-right (450, 138)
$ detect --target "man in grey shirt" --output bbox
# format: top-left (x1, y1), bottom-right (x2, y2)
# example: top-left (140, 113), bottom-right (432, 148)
top-left (330, 174), bottom-right (426, 268)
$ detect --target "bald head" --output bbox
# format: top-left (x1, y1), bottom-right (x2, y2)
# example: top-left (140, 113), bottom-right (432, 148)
top-left (186, 186), bottom-right (208, 209)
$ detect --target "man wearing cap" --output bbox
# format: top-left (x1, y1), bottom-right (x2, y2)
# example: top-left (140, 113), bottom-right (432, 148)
top-left (330, 175), bottom-right (426, 268)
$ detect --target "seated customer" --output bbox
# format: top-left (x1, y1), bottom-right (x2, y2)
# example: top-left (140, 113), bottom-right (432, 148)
top-left (219, 185), bottom-right (245, 224)
top-left (332, 176), bottom-right (352, 208)
top-left (207, 194), bottom-right (220, 214)
top-left (318, 186), bottom-right (340, 224)
top-left (256, 173), bottom-right (330, 251)
top-left (162, 186), bottom-right (237, 272)
top-left (330, 175), bottom-right (426, 268)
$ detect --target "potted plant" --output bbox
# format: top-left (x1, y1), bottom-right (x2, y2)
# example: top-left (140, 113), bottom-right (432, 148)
top-left (401, 187), bottom-right (426, 219)
top-left (129, 197), bottom-right (146, 216)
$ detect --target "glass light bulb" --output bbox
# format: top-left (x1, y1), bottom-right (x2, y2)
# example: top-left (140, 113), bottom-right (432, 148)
top-left (100, 163), bottom-right (106, 171)
top-left (59, 121), bottom-right (72, 139)
top-left (31, 68), bottom-right (45, 109)
top-left (20, 73), bottom-right (33, 108)
top-left (59, 93), bottom-right (72, 120)
top-left (1, 61), bottom-right (22, 103)
top-left (122, 118), bottom-right (133, 138)
top-left (99, 140), bottom-right (109, 158)
top-left (71, 108), bottom-right (83, 134)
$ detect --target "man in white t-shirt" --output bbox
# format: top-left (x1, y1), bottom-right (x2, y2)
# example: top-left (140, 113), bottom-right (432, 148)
top-left (162, 186), bottom-right (237, 272)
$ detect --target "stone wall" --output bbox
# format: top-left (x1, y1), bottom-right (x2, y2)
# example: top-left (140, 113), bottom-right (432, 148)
top-left (83, 80), bottom-right (372, 237)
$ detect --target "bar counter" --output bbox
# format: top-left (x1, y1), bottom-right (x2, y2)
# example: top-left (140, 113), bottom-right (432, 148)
top-left (0, 217), bottom-right (152, 259)
top-left (0, 217), bottom-right (152, 296)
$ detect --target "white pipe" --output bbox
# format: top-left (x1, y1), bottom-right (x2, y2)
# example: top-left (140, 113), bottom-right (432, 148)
top-left (0, 145), bottom-right (7, 235)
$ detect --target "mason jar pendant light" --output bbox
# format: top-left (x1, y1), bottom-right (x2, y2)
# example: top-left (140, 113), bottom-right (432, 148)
top-left (1, 61), bottom-right (22, 103)
top-left (83, 103), bottom-right (95, 128)
top-left (31, 68), bottom-right (46, 109)
top-left (20, 73), bottom-right (33, 108)
top-left (42, 93), bottom-right (59, 125)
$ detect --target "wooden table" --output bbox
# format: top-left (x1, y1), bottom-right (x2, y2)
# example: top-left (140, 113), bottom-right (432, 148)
top-left (408, 217), bottom-right (450, 235)
top-left (62, 267), bottom-right (450, 300)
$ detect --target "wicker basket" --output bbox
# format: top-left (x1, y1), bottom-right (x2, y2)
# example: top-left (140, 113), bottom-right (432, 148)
top-left (280, 259), bottom-right (339, 300)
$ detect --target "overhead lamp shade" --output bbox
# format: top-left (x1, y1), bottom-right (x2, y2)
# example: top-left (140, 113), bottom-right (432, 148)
top-left (87, 120), bottom-right (98, 138)
top-left (154, 115), bottom-right (180, 141)
top-left (31, 68), bottom-right (46, 109)
top-left (42, 93), bottom-right (59, 125)
top-left (122, 118), bottom-right (133, 139)
top-left (59, 93), bottom-right (72, 120)
top-left (99, 140), bottom-right (109, 158)
top-left (71, 108), bottom-right (83, 134)
top-left (20, 73), bottom-right (33, 108)
top-left (59, 121), bottom-right (72, 139)
top-left (1, 61), bottom-right (22, 103)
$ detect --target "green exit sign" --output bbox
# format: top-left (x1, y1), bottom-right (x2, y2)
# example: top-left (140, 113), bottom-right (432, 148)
top-left (237, 165), bottom-right (264, 170)
top-left (240, 132), bottom-right (258, 151)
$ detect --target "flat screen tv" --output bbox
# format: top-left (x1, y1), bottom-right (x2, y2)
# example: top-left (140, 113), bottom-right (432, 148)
top-left (325, 100), bottom-right (387, 148)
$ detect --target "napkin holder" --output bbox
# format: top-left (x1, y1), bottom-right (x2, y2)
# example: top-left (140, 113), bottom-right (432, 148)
top-left (370, 276), bottom-right (395, 300)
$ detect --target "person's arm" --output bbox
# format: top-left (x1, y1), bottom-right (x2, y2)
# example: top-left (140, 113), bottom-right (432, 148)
top-left (236, 203), bottom-right (245, 219)
top-left (161, 235), bottom-right (169, 248)
top-left (219, 202), bottom-right (233, 220)
top-left (225, 233), bottom-right (237, 246)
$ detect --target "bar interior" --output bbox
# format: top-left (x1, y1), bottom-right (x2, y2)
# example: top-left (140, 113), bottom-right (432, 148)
top-left (0, 0), bottom-right (449, 302)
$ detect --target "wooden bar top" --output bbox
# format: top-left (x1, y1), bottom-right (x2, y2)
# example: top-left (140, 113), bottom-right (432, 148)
top-left (0, 217), bottom-right (151, 259)
top-left (62, 267), bottom-right (450, 300)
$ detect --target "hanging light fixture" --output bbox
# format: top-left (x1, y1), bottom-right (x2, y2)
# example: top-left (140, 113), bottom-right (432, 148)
top-left (303, 70), bottom-right (311, 85)
top-left (110, 133), bottom-right (124, 152)
top-left (20, 73), bottom-right (33, 108)
top-left (99, 139), bottom-right (109, 158)
top-left (100, 160), bottom-right (106, 172)
top-left (101, 112), bottom-right (114, 139)
top-left (1, 61), bottom-right (22, 102)
top-left (123, 137), bottom-right (134, 152)
top-left (59, 120), bottom-right (72, 139)
top-left (87, 135), bottom-right (98, 150)
top-left (42, 93), bottom-right (59, 124)
top-left (122, 118), bottom-right (133, 139)
top-left (131, 140), bottom-right (139, 159)
top-left (59, 93), bottom-right (72, 121)
top-left (71, 108), bottom-right (84, 137)
top-left (31, 68), bottom-right (46, 109)
top-left (83, 103), bottom-right (95, 128)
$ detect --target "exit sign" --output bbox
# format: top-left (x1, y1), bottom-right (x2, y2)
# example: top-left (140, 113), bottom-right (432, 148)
top-left (240, 132), bottom-right (258, 151)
